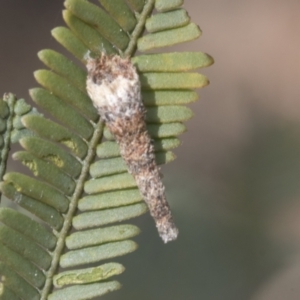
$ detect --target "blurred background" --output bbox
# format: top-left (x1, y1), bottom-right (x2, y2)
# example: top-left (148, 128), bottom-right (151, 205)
top-left (1, 0), bottom-right (300, 299)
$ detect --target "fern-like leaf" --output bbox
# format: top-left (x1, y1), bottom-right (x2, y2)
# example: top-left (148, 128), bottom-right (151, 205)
top-left (0, 0), bottom-right (213, 299)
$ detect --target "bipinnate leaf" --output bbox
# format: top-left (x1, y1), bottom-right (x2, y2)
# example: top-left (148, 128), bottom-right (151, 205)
top-left (0, 0), bottom-right (213, 299)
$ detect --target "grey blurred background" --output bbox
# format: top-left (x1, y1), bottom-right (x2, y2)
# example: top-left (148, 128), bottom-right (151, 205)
top-left (1, 1), bottom-right (300, 299)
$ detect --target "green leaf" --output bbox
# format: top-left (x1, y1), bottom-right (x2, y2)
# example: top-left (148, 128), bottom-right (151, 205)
top-left (64, 0), bottom-right (129, 49)
top-left (62, 10), bottom-right (116, 56)
top-left (19, 136), bottom-right (82, 177)
top-left (138, 23), bottom-right (202, 51)
top-left (142, 90), bottom-right (198, 106)
top-left (155, 0), bottom-right (184, 12)
top-left (60, 240), bottom-right (137, 267)
top-left (37, 49), bottom-right (87, 92)
top-left (146, 9), bottom-right (190, 33)
top-left (0, 182), bottom-right (64, 229)
top-left (4, 172), bottom-right (69, 212)
top-left (73, 204), bottom-right (148, 229)
top-left (0, 95), bottom-right (13, 184)
top-left (0, 208), bottom-right (57, 249)
top-left (0, 226), bottom-right (51, 270)
top-left (0, 0), bottom-right (213, 298)
top-left (48, 281), bottom-right (121, 300)
top-left (13, 151), bottom-right (76, 195)
top-left (0, 283), bottom-right (21, 300)
top-left (146, 106), bottom-right (193, 123)
top-left (0, 98), bottom-right (9, 119)
top-left (22, 115), bottom-right (88, 158)
top-left (33, 69), bottom-right (98, 121)
top-left (78, 189), bottom-right (143, 211)
top-left (84, 173), bottom-right (137, 194)
top-left (53, 263), bottom-right (124, 287)
top-left (30, 88), bottom-right (93, 140)
top-left (51, 27), bottom-right (90, 62)
top-left (0, 243), bottom-right (45, 288)
top-left (133, 52), bottom-right (214, 72)
top-left (140, 72), bottom-right (208, 89)
top-left (0, 262), bottom-right (40, 300)
top-left (66, 225), bottom-right (140, 249)
top-left (99, 0), bottom-right (137, 32)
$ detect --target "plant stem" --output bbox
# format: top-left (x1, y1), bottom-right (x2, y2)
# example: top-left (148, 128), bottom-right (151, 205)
top-left (41, 119), bottom-right (104, 300)
top-left (124, 0), bottom-right (155, 57)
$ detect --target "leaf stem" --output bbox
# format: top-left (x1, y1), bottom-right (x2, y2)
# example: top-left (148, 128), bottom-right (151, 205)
top-left (41, 119), bottom-right (105, 300)
top-left (124, 0), bottom-right (155, 57)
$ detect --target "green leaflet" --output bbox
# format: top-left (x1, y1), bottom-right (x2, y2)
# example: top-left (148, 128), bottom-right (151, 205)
top-left (133, 52), bottom-right (214, 72)
top-left (0, 96), bottom-right (11, 182)
top-left (0, 225), bottom-right (51, 270)
top-left (146, 9), bottom-right (190, 33)
top-left (66, 225), bottom-right (140, 249)
top-left (37, 49), bottom-right (87, 92)
top-left (155, 0), bottom-right (184, 12)
top-left (138, 23), bottom-right (202, 51)
top-left (0, 208), bottom-right (57, 249)
top-left (63, 10), bottom-right (116, 56)
top-left (34, 69), bottom-right (98, 121)
top-left (0, 118), bottom-right (6, 134)
top-left (48, 281), bottom-right (121, 300)
top-left (19, 136), bottom-right (82, 178)
top-left (73, 204), bottom-right (148, 229)
top-left (3, 172), bottom-right (69, 213)
top-left (64, 0), bottom-right (129, 50)
top-left (142, 90), bottom-right (198, 105)
top-left (0, 98), bottom-right (9, 119)
top-left (0, 262), bottom-right (40, 300)
top-left (0, 0), bottom-right (213, 299)
top-left (146, 106), bottom-right (193, 122)
top-left (51, 27), bottom-right (90, 62)
top-left (141, 72), bottom-right (208, 89)
top-left (13, 97), bottom-right (31, 115)
top-left (0, 243), bottom-right (45, 288)
top-left (99, 0), bottom-right (137, 32)
top-left (30, 88), bottom-right (94, 140)
top-left (0, 284), bottom-right (21, 300)
top-left (53, 263), bottom-right (125, 287)
top-left (60, 240), bottom-right (138, 267)
top-left (2, 94), bottom-right (42, 145)
top-left (13, 151), bottom-right (76, 195)
top-left (84, 173), bottom-right (137, 194)
top-left (22, 115), bottom-right (88, 159)
top-left (0, 182), bottom-right (64, 230)
top-left (78, 189), bottom-right (143, 211)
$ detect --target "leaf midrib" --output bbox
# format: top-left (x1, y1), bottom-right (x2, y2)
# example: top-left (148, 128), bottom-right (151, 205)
top-left (124, 0), bottom-right (155, 57)
top-left (41, 119), bottom-right (104, 300)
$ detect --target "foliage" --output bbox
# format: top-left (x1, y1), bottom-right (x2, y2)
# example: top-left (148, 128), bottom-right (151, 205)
top-left (0, 0), bottom-right (213, 299)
